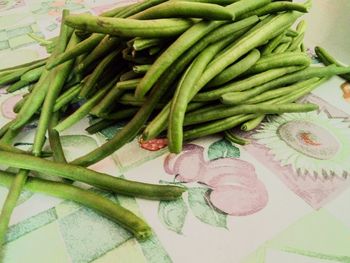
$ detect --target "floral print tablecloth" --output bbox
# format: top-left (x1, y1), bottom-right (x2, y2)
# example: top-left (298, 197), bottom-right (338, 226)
top-left (0, 1), bottom-right (350, 263)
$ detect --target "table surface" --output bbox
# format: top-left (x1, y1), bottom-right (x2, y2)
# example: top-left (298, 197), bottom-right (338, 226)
top-left (0, 1), bottom-right (350, 263)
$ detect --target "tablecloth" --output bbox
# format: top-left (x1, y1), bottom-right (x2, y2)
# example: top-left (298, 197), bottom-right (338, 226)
top-left (0, 1), bottom-right (350, 262)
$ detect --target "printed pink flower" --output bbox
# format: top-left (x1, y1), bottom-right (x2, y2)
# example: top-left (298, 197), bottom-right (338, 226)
top-left (1, 94), bottom-right (22, 119)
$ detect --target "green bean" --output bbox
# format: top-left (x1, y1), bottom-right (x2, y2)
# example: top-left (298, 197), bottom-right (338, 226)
top-left (118, 93), bottom-right (166, 108)
top-left (168, 35), bottom-right (236, 153)
top-left (245, 51), bottom-right (310, 75)
top-left (208, 49), bottom-right (261, 87)
top-left (184, 114), bottom-right (257, 141)
top-left (195, 65), bottom-right (303, 101)
top-left (54, 83), bottom-right (113, 133)
top-left (98, 108), bottom-right (140, 120)
top-left (89, 76), bottom-right (125, 117)
top-left (100, 1), bottom-right (138, 17)
top-left (273, 42), bottom-right (290, 53)
top-left (0, 121), bottom-right (14, 139)
top-left (46, 34), bottom-right (105, 70)
top-left (133, 38), bottom-right (164, 51)
top-left (116, 78), bottom-right (142, 90)
top-left (0, 59), bottom-right (47, 86)
top-left (0, 169), bottom-right (29, 245)
top-left (76, 36), bottom-right (121, 74)
top-left (135, 0), bottom-right (270, 98)
top-left (0, 151), bottom-right (186, 200)
top-left (261, 31), bottom-right (286, 55)
top-left (286, 28), bottom-right (298, 37)
top-left (79, 48), bottom-right (121, 98)
top-left (133, 64), bottom-right (151, 74)
top-left (243, 77), bottom-right (320, 104)
top-left (315, 46), bottom-right (350, 81)
top-left (131, 2), bottom-right (234, 20)
top-left (117, 0), bottom-right (168, 18)
top-left (148, 46), bottom-right (162, 56)
top-left (224, 130), bottom-right (248, 145)
top-left (48, 112), bottom-right (67, 164)
top-left (6, 80), bottom-right (30, 93)
top-left (20, 65), bottom-right (45, 83)
top-left (286, 32), bottom-right (305, 51)
top-left (171, 0), bottom-right (241, 5)
top-left (33, 33), bottom-right (79, 156)
top-left (53, 83), bottom-right (82, 112)
top-left (0, 57), bottom-right (47, 75)
top-left (242, 2), bottom-right (309, 18)
top-left (0, 170), bottom-right (152, 240)
top-left (119, 70), bottom-right (139, 82)
top-left (65, 15), bottom-right (194, 38)
top-left (185, 102), bottom-right (317, 126)
top-left (241, 115), bottom-right (265, 131)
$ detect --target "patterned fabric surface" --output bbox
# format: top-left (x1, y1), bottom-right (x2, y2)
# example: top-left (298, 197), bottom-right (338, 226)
top-left (0, 1), bottom-right (350, 262)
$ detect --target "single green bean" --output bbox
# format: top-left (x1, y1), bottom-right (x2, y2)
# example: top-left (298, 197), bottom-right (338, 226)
top-left (65, 15), bottom-right (194, 38)
top-left (286, 32), bottom-right (305, 51)
top-left (273, 42), bottom-right (290, 53)
top-left (0, 169), bottom-right (29, 245)
top-left (245, 51), bottom-right (310, 75)
top-left (241, 115), bottom-right (265, 131)
top-left (133, 64), bottom-right (151, 74)
top-left (208, 49), bottom-right (261, 87)
top-left (184, 102), bottom-right (317, 125)
top-left (195, 65), bottom-right (303, 101)
top-left (261, 31), bottom-right (286, 55)
top-left (133, 38), bottom-right (164, 51)
top-left (131, 2), bottom-right (234, 20)
top-left (315, 46), bottom-right (350, 81)
top-left (116, 78), bottom-right (142, 90)
top-left (6, 80), bottom-right (30, 93)
top-left (0, 151), bottom-right (186, 200)
top-left (20, 65), bottom-right (45, 83)
top-left (0, 170), bottom-right (152, 240)
top-left (242, 1), bottom-right (309, 18)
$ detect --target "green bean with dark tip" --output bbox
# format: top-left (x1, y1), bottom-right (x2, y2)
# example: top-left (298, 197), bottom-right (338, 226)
top-left (0, 169), bottom-right (152, 240)
top-left (131, 1), bottom-right (234, 20)
top-left (133, 38), bottom-right (164, 51)
top-left (133, 64), bottom-right (151, 74)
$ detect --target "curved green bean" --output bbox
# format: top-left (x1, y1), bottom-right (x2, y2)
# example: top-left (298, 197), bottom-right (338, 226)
top-left (242, 2), bottom-right (309, 18)
top-left (131, 2), bottom-right (233, 20)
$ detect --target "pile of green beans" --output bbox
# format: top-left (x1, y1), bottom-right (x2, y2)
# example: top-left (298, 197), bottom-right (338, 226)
top-left (0, 0), bottom-right (348, 245)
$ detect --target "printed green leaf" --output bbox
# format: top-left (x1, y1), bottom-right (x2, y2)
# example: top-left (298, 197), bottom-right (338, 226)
top-left (208, 138), bottom-right (240, 160)
top-left (188, 187), bottom-right (227, 229)
top-left (158, 197), bottom-right (188, 234)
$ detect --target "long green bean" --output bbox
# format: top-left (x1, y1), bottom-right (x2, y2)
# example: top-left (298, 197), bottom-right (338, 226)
top-left (0, 151), bottom-right (186, 200)
top-left (0, 170), bottom-right (152, 240)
